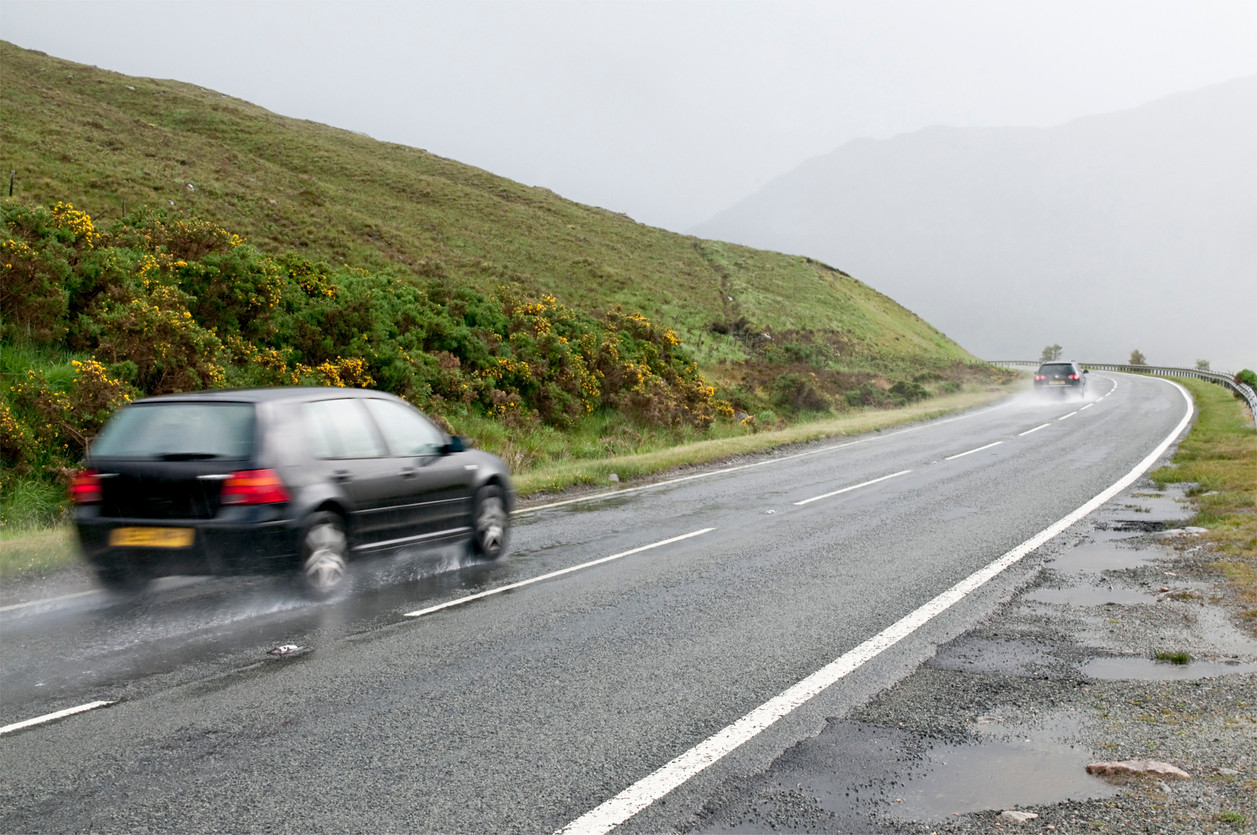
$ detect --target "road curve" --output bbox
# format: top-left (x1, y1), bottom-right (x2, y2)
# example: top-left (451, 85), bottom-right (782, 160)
top-left (0, 373), bottom-right (1191, 833)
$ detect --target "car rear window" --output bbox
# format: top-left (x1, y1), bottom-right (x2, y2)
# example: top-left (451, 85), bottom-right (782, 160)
top-left (1038, 364), bottom-right (1075, 375)
top-left (90, 402), bottom-right (256, 460)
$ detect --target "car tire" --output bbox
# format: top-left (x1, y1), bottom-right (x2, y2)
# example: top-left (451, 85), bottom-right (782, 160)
top-left (298, 512), bottom-right (350, 597)
top-left (469, 484), bottom-right (509, 560)
top-left (95, 562), bottom-right (150, 595)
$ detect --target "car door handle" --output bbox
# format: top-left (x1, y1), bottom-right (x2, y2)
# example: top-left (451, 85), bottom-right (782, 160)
top-left (399, 466), bottom-right (417, 479)
top-left (333, 470), bottom-right (353, 483)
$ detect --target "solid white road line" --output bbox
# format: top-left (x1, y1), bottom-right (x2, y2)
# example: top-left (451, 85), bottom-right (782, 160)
top-left (0, 589), bottom-right (99, 615)
top-left (943, 441), bottom-right (1003, 461)
top-left (0, 701), bottom-right (114, 735)
top-left (403, 529), bottom-right (714, 618)
top-left (792, 470), bottom-right (913, 507)
top-left (555, 380), bottom-right (1192, 835)
top-left (1018, 423), bottom-right (1051, 437)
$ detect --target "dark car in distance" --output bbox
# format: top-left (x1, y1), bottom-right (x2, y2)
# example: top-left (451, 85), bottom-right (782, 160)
top-left (71, 387), bottom-right (514, 596)
top-left (1034, 361), bottom-right (1088, 398)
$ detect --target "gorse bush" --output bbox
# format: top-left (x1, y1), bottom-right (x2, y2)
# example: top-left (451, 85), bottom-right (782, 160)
top-left (1, 200), bottom-right (727, 508)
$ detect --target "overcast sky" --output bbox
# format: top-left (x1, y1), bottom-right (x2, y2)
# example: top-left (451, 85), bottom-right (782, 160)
top-left (2, 1), bottom-right (1255, 232)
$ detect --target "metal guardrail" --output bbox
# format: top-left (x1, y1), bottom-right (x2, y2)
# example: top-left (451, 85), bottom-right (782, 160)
top-left (989, 360), bottom-right (1257, 427)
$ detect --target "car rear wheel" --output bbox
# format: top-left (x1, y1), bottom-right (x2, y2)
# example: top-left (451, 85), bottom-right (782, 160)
top-left (95, 562), bottom-right (150, 595)
top-left (469, 484), bottom-right (509, 559)
top-left (299, 512), bottom-right (349, 597)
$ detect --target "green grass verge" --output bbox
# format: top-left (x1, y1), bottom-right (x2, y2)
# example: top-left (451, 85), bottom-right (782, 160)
top-left (0, 386), bottom-right (1009, 580)
top-left (1150, 377), bottom-right (1257, 631)
top-left (0, 525), bottom-right (76, 579)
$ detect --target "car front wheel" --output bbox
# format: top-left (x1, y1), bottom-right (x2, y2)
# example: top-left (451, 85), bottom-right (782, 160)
top-left (299, 512), bottom-right (350, 597)
top-left (469, 484), bottom-right (509, 559)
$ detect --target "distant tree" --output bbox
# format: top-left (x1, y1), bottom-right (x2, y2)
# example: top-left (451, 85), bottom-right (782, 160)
top-left (1195, 359), bottom-right (1211, 371)
top-left (1129, 349), bottom-right (1147, 366)
top-left (1039, 344), bottom-right (1063, 362)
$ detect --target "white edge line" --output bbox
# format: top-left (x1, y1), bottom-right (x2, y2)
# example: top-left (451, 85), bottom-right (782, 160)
top-left (1, 700), bottom-right (115, 735)
top-left (792, 470), bottom-right (912, 507)
top-left (556, 379), bottom-right (1193, 835)
top-left (0, 589), bottom-right (99, 615)
top-left (944, 440), bottom-right (1004, 461)
top-left (1018, 423), bottom-right (1051, 437)
top-left (403, 528), bottom-right (714, 618)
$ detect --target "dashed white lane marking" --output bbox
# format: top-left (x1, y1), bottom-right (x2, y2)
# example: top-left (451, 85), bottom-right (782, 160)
top-left (1018, 423), bottom-right (1051, 437)
top-left (944, 440), bottom-right (1004, 461)
top-left (555, 379), bottom-right (1193, 835)
top-left (792, 470), bottom-right (913, 507)
top-left (1081, 403), bottom-right (1095, 410)
top-left (1058, 410), bottom-right (1080, 421)
top-left (518, 404), bottom-right (1010, 516)
top-left (403, 528), bottom-right (714, 618)
top-left (0, 701), bottom-right (114, 735)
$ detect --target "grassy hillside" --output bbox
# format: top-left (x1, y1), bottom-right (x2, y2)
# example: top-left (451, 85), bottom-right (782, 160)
top-left (1, 41), bottom-right (1010, 531)
top-left (0, 41), bottom-right (974, 371)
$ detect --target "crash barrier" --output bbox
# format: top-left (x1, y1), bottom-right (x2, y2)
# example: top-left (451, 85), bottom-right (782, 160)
top-left (990, 361), bottom-right (1257, 428)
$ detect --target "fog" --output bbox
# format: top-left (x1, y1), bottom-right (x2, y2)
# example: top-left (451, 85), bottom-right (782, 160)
top-left (2, 1), bottom-right (1254, 367)
top-left (2, 1), bottom-right (1253, 232)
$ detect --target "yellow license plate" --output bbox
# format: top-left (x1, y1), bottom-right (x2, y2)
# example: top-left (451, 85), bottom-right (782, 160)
top-left (110, 527), bottom-right (195, 548)
top-left (1049, 381), bottom-right (1066, 385)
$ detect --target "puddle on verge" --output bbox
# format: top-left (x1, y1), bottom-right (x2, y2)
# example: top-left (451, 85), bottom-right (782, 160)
top-left (1082, 656), bottom-right (1257, 681)
top-left (1047, 539), bottom-right (1158, 575)
top-left (1025, 585), bottom-right (1152, 606)
top-left (887, 736), bottom-right (1120, 822)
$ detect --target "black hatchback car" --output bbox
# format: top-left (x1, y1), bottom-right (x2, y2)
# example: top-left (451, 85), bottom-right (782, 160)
top-left (71, 387), bottom-right (514, 596)
top-left (1034, 361), bottom-right (1089, 398)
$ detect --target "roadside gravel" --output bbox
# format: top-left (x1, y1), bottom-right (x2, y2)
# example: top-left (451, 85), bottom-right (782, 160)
top-left (686, 481), bottom-right (1257, 834)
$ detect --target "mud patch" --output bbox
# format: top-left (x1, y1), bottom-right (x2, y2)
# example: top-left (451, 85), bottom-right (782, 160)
top-left (927, 636), bottom-right (1058, 677)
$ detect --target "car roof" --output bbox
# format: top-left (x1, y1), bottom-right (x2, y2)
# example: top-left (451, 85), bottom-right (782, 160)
top-left (130, 387), bottom-right (398, 405)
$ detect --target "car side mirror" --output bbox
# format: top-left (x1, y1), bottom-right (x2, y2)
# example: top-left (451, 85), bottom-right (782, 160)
top-left (442, 436), bottom-right (466, 454)
top-left (1083, 369), bottom-right (1089, 374)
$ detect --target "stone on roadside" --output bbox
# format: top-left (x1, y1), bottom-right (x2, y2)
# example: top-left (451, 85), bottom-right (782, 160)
top-left (999, 810), bottom-right (1039, 823)
top-left (1085, 760), bottom-right (1191, 779)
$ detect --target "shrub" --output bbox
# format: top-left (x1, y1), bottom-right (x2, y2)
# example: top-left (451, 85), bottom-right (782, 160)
top-left (771, 372), bottom-right (830, 412)
top-left (889, 380), bottom-right (929, 403)
top-left (844, 382), bottom-right (887, 409)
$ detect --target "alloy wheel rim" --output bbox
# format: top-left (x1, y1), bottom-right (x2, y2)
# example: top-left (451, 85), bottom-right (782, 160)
top-left (477, 497), bottom-right (506, 552)
top-left (305, 524), bottom-right (347, 591)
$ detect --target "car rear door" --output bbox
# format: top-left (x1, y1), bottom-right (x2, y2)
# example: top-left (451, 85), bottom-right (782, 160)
top-left (302, 397), bottom-right (400, 547)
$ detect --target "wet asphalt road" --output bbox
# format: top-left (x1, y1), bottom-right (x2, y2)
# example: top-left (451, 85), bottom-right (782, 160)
top-left (0, 373), bottom-right (1192, 833)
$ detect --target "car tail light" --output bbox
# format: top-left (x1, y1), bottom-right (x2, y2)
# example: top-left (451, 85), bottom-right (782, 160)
top-left (1034, 374), bottom-right (1045, 381)
top-left (1069, 373), bottom-right (1080, 381)
top-left (220, 469), bottom-right (290, 505)
top-left (69, 469), bottom-right (103, 504)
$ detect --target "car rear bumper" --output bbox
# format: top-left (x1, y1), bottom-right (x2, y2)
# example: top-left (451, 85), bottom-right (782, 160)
top-left (74, 507), bottom-right (299, 578)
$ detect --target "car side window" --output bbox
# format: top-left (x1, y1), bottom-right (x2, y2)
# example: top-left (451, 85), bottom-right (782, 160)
top-left (363, 398), bottom-right (446, 457)
top-left (304, 399), bottom-right (387, 459)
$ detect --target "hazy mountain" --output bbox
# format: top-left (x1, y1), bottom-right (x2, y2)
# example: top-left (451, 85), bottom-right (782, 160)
top-left (693, 78), bottom-right (1257, 372)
